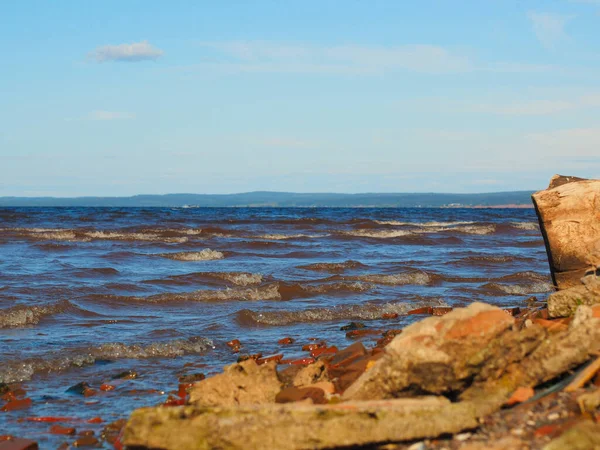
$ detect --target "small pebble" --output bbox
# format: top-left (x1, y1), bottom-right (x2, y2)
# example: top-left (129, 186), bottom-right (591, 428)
top-left (526, 420), bottom-right (536, 426)
top-left (455, 432), bottom-right (471, 441)
top-left (407, 442), bottom-right (426, 450)
top-left (511, 428), bottom-right (524, 436)
top-left (547, 412), bottom-right (559, 421)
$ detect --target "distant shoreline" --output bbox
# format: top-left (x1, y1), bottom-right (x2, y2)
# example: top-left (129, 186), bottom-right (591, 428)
top-left (0, 191), bottom-right (535, 208)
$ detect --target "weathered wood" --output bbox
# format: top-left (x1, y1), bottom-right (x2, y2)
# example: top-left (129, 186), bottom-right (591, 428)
top-left (531, 175), bottom-right (600, 289)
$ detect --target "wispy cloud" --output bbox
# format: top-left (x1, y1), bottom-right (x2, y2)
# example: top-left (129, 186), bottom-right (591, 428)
top-left (198, 41), bottom-right (473, 74)
top-left (528, 12), bottom-right (574, 49)
top-left (89, 41), bottom-right (164, 63)
top-left (411, 93), bottom-right (600, 116)
top-left (89, 111), bottom-right (136, 121)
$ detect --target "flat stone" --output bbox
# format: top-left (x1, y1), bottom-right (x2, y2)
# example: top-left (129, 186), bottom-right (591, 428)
top-left (344, 303), bottom-right (517, 400)
top-left (122, 396), bottom-right (478, 450)
top-left (189, 359), bottom-right (281, 407)
top-left (543, 420), bottom-right (600, 450)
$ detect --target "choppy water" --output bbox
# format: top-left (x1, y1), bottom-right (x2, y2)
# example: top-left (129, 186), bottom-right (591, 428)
top-left (0, 207), bottom-right (550, 446)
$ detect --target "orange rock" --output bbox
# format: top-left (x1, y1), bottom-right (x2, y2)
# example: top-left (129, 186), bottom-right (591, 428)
top-left (0, 438), bottom-right (38, 449)
top-left (310, 346), bottom-right (338, 358)
top-left (444, 309), bottom-right (511, 339)
top-left (1, 398), bottom-right (32, 412)
top-left (280, 357), bottom-right (315, 366)
top-left (162, 395), bottom-right (185, 407)
top-left (505, 386), bottom-right (535, 406)
top-left (24, 417), bottom-right (76, 423)
top-left (99, 384), bottom-right (115, 392)
top-left (592, 304), bottom-right (600, 318)
top-left (302, 343), bottom-right (325, 352)
top-left (345, 329), bottom-right (381, 339)
top-left (381, 313), bottom-right (398, 319)
top-left (256, 354), bottom-right (283, 365)
top-left (49, 425), bottom-right (76, 436)
top-left (406, 307), bottom-right (433, 315)
top-left (278, 337), bottom-right (295, 345)
top-left (86, 417), bottom-right (102, 424)
top-left (72, 435), bottom-right (99, 447)
top-left (531, 318), bottom-right (568, 332)
top-left (82, 388), bottom-right (97, 397)
top-left (329, 342), bottom-right (367, 369)
top-left (431, 307), bottom-right (453, 316)
top-left (275, 387), bottom-right (327, 404)
top-left (178, 383), bottom-right (194, 399)
top-left (226, 339), bottom-right (241, 348)
top-left (503, 307), bottom-right (521, 316)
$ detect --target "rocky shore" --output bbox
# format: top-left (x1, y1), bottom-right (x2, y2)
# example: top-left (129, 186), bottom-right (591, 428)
top-left (1, 175), bottom-right (599, 449)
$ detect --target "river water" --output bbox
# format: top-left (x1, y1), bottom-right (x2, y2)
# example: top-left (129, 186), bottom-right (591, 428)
top-left (0, 207), bottom-right (550, 446)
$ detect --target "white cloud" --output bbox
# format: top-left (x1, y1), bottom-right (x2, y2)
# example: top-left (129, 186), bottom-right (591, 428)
top-left (89, 111), bottom-right (136, 120)
top-left (89, 41), bottom-right (164, 62)
top-left (528, 12), bottom-right (574, 49)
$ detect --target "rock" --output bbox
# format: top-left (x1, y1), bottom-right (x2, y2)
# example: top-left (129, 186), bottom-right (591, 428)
top-left (72, 435), bottom-right (99, 447)
top-left (1, 398), bottom-right (32, 412)
top-left (292, 360), bottom-right (329, 387)
top-left (122, 396), bottom-right (488, 450)
top-left (340, 322), bottom-right (365, 331)
top-left (343, 303), bottom-right (518, 400)
top-left (112, 370), bottom-right (138, 380)
top-left (577, 389), bottom-right (600, 413)
top-left (49, 425), bottom-right (76, 435)
top-left (178, 373), bottom-right (205, 384)
top-left (543, 420), bottom-right (600, 450)
top-left (547, 275), bottom-right (600, 317)
top-left (275, 387), bottom-right (326, 404)
top-left (66, 382), bottom-right (90, 395)
top-left (278, 337), bottom-right (295, 345)
top-left (188, 359), bottom-right (281, 407)
top-left (504, 387), bottom-right (534, 406)
top-left (531, 175), bottom-right (600, 289)
top-left (0, 438), bottom-right (38, 450)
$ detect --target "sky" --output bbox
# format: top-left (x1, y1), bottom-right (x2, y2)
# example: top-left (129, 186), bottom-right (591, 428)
top-left (1, 0), bottom-right (600, 196)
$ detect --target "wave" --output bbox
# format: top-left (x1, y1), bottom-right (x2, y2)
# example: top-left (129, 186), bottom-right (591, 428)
top-left (480, 281), bottom-right (554, 295)
top-left (145, 271), bottom-right (263, 287)
top-left (449, 254), bottom-right (537, 266)
top-left (347, 271), bottom-right (437, 286)
top-left (339, 229), bottom-right (413, 239)
top-left (277, 281), bottom-right (372, 301)
top-left (510, 222), bottom-right (539, 231)
top-left (158, 249), bottom-right (225, 261)
top-left (236, 298), bottom-right (448, 326)
top-left (0, 300), bottom-right (80, 328)
top-left (255, 233), bottom-right (329, 240)
top-left (4, 227), bottom-right (190, 243)
top-left (297, 260), bottom-right (367, 273)
top-left (0, 336), bottom-right (213, 383)
top-left (374, 220), bottom-right (475, 227)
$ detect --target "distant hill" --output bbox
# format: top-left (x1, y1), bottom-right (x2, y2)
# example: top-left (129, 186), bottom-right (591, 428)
top-left (0, 191), bottom-right (535, 207)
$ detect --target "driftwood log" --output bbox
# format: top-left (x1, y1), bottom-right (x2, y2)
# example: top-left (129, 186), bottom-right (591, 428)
top-left (531, 175), bottom-right (600, 290)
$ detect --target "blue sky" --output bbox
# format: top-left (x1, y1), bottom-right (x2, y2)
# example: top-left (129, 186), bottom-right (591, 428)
top-left (1, 0), bottom-right (600, 196)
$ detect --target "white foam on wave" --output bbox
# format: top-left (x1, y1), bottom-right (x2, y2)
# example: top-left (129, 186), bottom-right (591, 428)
top-left (0, 336), bottom-right (213, 384)
top-left (352, 272), bottom-right (433, 286)
top-left (0, 300), bottom-right (73, 328)
top-left (375, 220), bottom-right (475, 227)
top-left (160, 249), bottom-right (225, 261)
top-left (340, 230), bottom-right (413, 239)
top-left (256, 233), bottom-right (328, 240)
top-left (511, 222), bottom-right (539, 231)
top-left (148, 283), bottom-right (281, 302)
